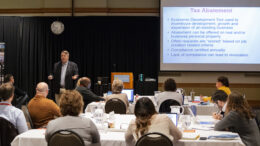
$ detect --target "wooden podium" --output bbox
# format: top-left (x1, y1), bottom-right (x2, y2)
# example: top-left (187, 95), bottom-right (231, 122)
top-left (111, 72), bottom-right (134, 89)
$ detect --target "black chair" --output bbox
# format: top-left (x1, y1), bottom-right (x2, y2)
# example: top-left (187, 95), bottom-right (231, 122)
top-left (22, 105), bottom-right (34, 129)
top-left (48, 129), bottom-right (84, 146)
top-left (159, 99), bottom-right (181, 113)
top-left (0, 117), bottom-right (18, 146)
top-left (105, 98), bottom-right (126, 114)
top-left (15, 94), bottom-right (29, 109)
top-left (255, 111), bottom-right (260, 131)
top-left (135, 132), bottom-right (172, 146)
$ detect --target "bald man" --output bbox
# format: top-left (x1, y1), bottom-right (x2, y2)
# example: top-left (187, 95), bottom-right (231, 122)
top-left (28, 82), bottom-right (61, 128)
top-left (75, 77), bottom-right (104, 112)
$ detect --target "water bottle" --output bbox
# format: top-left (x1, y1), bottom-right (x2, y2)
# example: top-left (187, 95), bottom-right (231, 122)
top-left (94, 103), bottom-right (104, 125)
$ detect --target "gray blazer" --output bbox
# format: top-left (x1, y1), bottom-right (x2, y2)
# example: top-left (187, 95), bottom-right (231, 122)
top-left (45, 116), bottom-right (100, 146)
top-left (215, 111), bottom-right (260, 146)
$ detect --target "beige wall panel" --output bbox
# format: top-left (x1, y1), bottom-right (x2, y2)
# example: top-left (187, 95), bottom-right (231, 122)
top-left (44, 0), bottom-right (71, 8)
top-left (75, 0), bottom-right (107, 8)
top-left (108, 13), bottom-right (159, 16)
top-left (0, 0), bottom-right (43, 8)
top-left (108, 0), bottom-right (159, 8)
top-left (158, 72), bottom-right (260, 84)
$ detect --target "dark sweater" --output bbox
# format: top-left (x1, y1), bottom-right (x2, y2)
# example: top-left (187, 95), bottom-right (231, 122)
top-left (215, 111), bottom-right (260, 146)
top-left (75, 86), bottom-right (104, 111)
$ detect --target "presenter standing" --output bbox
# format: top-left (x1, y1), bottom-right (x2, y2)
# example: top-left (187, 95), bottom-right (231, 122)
top-left (48, 50), bottom-right (79, 105)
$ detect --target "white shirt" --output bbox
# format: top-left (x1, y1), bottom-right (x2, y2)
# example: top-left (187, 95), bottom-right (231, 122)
top-left (0, 101), bottom-right (28, 133)
top-left (60, 61), bottom-right (68, 87)
top-left (222, 102), bottom-right (227, 112)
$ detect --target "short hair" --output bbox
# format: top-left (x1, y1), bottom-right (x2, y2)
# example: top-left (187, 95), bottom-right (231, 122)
top-left (80, 77), bottom-right (91, 87)
top-left (59, 90), bottom-right (83, 116)
top-left (217, 76), bottom-right (229, 87)
top-left (61, 50), bottom-right (69, 56)
top-left (36, 82), bottom-right (48, 93)
top-left (4, 74), bottom-right (13, 83)
top-left (76, 78), bottom-right (82, 87)
top-left (164, 78), bottom-right (177, 91)
top-left (211, 90), bottom-right (228, 103)
top-left (0, 83), bottom-right (14, 101)
top-left (112, 79), bottom-right (124, 93)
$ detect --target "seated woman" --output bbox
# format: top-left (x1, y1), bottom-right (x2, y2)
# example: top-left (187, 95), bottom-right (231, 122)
top-left (156, 78), bottom-right (183, 111)
top-left (105, 79), bottom-right (129, 109)
top-left (125, 97), bottom-right (182, 146)
top-left (214, 91), bottom-right (260, 146)
top-left (45, 90), bottom-right (101, 146)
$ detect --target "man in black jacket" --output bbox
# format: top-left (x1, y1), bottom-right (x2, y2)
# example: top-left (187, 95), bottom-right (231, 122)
top-left (48, 50), bottom-right (78, 105)
top-left (4, 74), bottom-right (28, 108)
top-left (75, 77), bottom-right (104, 112)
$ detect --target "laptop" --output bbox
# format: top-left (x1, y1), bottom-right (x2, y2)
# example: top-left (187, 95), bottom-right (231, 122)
top-left (167, 113), bottom-right (178, 126)
top-left (121, 89), bottom-right (134, 102)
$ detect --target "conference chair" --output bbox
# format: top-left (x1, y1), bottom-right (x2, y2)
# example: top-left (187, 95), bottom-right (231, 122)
top-left (135, 132), bottom-right (172, 146)
top-left (22, 105), bottom-right (34, 129)
top-left (105, 98), bottom-right (126, 114)
top-left (159, 99), bottom-right (181, 113)
top-left (255, 111), bottom-right (260, 131)
top-left (48, 130), bottom-right (84, 146)
top-left (15, 94), bottom-right (29, 109)
top-left (0, 117), bottom-right (18, 146)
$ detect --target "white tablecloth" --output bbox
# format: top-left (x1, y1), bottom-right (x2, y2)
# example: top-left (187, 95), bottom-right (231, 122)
top-left (85, 96), bottom-right (218, 115)
top-left (11, 115), bottom-right (244, 146)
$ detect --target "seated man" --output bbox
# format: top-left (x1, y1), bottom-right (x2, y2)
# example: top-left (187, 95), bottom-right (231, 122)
top-left (211, 90), bottom-right (228, 120)
top-left (28, 82), bottom-right (61, 128)
top-left (4, 74), bottom-right (29, 108)
top-left (0, 83), bottom-right (28, 133)
top-left (75, 77), bottom-right (104, 111)
top-left (216, 76), bottom-right (231, 95)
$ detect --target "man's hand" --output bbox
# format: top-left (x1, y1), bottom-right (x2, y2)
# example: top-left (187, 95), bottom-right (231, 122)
top-left (212, 112), bottom-right (222, 120)
top-left (48, 75), bottom-right (53, 80)
top-left (72, 75), bottom-right (79, 80)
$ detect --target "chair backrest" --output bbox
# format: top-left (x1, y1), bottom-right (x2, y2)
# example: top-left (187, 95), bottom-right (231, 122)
top-left (22, 105), bottom-right (34, 129)
top-left (0, 117), bottom-right (18, 146)
top-left (16, 94), bottom-right (29, 109)
top-left (159, 99), bottom-right (181, 113)
top-left (255, 111), bottom-right (260, 131)
top-left (105, 98), bottom-right (126, 114)
top-left (48, 129), bottom-right (84, 146)
top-left (135, 132), bottom-right (172, 146)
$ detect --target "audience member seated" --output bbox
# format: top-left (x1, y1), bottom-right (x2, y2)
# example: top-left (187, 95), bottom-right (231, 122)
top-left (45, 90), bottom-right (101, 146)
top-left (105, 79), bottom-right (129, 109)
top-left (125, 97), bottom-right (182, 146)
top-left (215, 91), bottom-right (260, 146)
top-left (75, 77), bottom-right (104, 111)
top-left (211, 90), bottom-right (228, 120)
top-left (0, 83), bottom-right (28, 133)
top-left (4, 74), bottom-right (29, 108)
top-left (156, 78), bottom-right (183, 111)
top-left (76, 77), bottom-right (82, 87)
top-left (216, 76), bottom-right (231, 95)
top-left (28, 82), bottom-right (61, 128)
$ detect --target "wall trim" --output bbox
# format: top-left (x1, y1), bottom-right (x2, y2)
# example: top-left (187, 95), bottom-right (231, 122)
top-left (158, 83), bottom-right (260, 88)
top-left (0, 8), bottom-right (159, 14)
